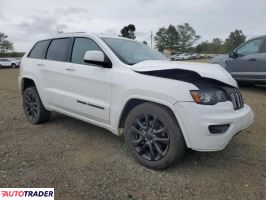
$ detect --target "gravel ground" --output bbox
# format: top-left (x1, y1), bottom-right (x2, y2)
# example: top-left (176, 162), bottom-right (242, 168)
top-left (0, 69), bottom-right (265, 200)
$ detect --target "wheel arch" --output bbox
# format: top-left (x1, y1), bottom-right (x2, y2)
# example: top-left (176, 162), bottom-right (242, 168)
top-left (20, 75), bottom-right (50, 111)
top-left (20, 76), bottom-right (37, 94)
top-left (117, 97), bottom-right (190, 148)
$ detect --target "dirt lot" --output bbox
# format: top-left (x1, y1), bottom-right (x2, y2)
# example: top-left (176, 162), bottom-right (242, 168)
top-left (0, 69), bottom-right (265, 200)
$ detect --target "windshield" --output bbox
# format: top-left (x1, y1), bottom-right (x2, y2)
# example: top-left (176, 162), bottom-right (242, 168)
top-left (102, 37), bottom-right (167, 65)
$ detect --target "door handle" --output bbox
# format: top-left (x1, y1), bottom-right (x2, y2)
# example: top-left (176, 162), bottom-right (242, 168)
top-left (37, 63), bottom-right (45, 66)
top-left (65, 67), bottom-right (76, 71)
top-left (248, 58), bottom-right (256, 61)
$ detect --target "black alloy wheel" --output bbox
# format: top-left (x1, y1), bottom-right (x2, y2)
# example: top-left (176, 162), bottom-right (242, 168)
top-left (23, 87), bottom-right (50, 124)
top-left (124, 102), bottom-right (186, 169)
top-left (130, 114), bottom-right (169, 161)
top-left (24, 89), bottom-right (39, 122)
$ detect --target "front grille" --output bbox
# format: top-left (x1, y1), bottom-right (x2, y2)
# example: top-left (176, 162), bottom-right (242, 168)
top-left (229, 90), bottom-right (244, 110)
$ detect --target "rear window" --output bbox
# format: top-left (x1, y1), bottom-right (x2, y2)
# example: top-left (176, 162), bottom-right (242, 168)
top-left (28, 40), bottom-right (50, 59)
top-left (46, 38), bottom-right (70, 62)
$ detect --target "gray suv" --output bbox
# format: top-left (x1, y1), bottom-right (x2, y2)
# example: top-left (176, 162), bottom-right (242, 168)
top-left (209, 35), bottom-right (266, 83)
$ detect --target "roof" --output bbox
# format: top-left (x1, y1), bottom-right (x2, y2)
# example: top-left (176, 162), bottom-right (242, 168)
top-left (43, 32), bottom-right (133, 41)
top-left (247, 35), bottom-right (266, 41)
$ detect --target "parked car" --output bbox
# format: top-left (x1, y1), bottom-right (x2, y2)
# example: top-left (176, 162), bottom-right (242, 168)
top-left (170, 53), bottom-right (181, 61)
top-left (0, 58), bottom-right (20, 68)
top-left (18, 33), bottom-right (254, 169)
top-left (176, 53), bottom-right (191, 60)
top-left (191, 53), bottom-right (201, 59)
top-left (209, 35), bottom-right (266, 83)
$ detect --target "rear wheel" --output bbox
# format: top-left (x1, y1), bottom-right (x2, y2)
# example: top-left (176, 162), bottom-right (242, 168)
top-left (11, 63), bottom-right (16, 68)
top-left (23, 87), bottom-right (51, 124)
top-left (124, 102), bottom-right (186, 169)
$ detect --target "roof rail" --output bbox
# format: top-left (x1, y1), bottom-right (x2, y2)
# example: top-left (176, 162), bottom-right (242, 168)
top-left (56, 32), bottom-right (87, 35)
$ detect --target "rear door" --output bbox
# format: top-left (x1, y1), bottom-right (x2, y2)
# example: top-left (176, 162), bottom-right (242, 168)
top-left (39, 38), bottom-right (73, 110)
top-left (258, 37), bottom-right (266, 81)
top-left (226, 38), bottom-right (264, 81)
top-left (25, 39), bottom-right (51, 101)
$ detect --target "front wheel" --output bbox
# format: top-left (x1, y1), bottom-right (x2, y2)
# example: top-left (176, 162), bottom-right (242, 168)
top-left (124, 103), bottom-right (186, 169)
top-left (11, 63), bottom-right (16, 68)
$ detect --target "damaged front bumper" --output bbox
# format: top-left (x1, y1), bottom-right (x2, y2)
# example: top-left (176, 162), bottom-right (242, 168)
top-left (173, 101), bottom-right (254, 151)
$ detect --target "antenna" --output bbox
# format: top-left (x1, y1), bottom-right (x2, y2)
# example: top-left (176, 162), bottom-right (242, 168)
top-left (150, 31), bottom-right (153, 48)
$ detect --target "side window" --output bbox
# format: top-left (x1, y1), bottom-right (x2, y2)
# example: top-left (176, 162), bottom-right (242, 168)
top-left (46, 38), bottom-right (70, 62)
top-left (237, 38), bottom-right (263, 56)
top-left (263, 39), bottom-right (266, 53)
top-left (28, 40), bottom-right (50, 59)
top-left (71, 37), bottom-right (101, 65)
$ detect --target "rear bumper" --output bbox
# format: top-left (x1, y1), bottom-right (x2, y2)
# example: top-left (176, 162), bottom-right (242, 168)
top-left (173, 101), bottom-right (254, 151)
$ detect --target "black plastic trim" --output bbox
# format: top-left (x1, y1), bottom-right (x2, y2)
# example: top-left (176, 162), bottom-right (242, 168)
top-left (76, 100), bottom-right (104, 110)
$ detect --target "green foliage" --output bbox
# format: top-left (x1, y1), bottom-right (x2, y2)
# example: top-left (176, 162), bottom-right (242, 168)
top-left (224, 30), bottom-right (246, 52)
top-left (154, 27), bottom-right (167, 52)
top-left (165, 25), bottom-right (180, 50)
top-left (177, 23), bottom-right (200, 52)
top-left (195, 39), bottom-right (226, 54)
top-left (155, 23), bottom-right (199, 52)
top-left (195, 30), bottom-right (246, 54)
top-left (154, 24), bottom-right (246, 54)
top-left (120, 24), bottom-right (136, 39)
top-left (0, 32), bottom-right (14, 53)
top-left (195, 41), bottom-right (209, 53)
top-left (0, 52), bottom-right (25, 58)
top-left (154, 25), bottom-right (180, 52)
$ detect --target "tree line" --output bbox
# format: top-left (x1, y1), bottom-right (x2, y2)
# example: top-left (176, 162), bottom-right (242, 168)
top-left (0, 24), bottom-right (247, 58)
top-left (119, 23), bottom-right (246, 54)
top-left (0, 32), bottom-right (25, 57)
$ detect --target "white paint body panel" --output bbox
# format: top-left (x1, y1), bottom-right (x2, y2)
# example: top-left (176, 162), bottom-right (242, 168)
top-left (18, 33), bottom-right (253, 151)
top-left (132, 60), bottom-right (238, 87)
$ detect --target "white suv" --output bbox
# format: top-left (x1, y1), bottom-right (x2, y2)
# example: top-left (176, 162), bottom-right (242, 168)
top-left (0, 58), bottom-right (20, 68)
top-left (18, 33), bottom-right (254, 169)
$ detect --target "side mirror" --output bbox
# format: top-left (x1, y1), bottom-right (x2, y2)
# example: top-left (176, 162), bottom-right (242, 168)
top-left (84, 51), bottom-right (112, 68)
top-left (229, 51), bottom-right (238, 58)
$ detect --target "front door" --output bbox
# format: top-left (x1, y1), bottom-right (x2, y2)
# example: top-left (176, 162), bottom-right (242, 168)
top-left (62, 37), bottom-right (113, 124)
top-left (226, 38), bottom-right (264, 81)
top-left (258, 38), bottom-right (266, 81)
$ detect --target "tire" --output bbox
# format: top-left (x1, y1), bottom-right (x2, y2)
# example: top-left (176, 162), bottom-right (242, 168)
top-left (11, 63), bottom-right (16, 68)
top-left (23, 87), bottom-right (51, 124)
top-left (124, 102), bottom-right (186, 169)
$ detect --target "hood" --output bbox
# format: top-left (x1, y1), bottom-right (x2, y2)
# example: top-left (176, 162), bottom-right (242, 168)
top-left (212, 54), bottom-right (229, 60)
top-left (209, 54), bottom-right (230, 68)
top-left (132, 60), bottom-right (237, 87)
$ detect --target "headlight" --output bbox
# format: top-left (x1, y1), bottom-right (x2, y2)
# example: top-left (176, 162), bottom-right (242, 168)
top-left (190, 89), bottom-right (227, 105)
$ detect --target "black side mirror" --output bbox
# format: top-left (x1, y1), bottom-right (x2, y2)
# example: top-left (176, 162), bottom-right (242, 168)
top-left (229, 51), bottom-right (238, 58)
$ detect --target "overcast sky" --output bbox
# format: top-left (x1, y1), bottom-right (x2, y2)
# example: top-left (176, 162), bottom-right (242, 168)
top-left (0, 0), bottom-right (265, 52)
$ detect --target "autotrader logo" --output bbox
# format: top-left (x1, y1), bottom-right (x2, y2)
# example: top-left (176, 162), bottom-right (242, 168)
top-left (0, 188), bottom-right (54, 199)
